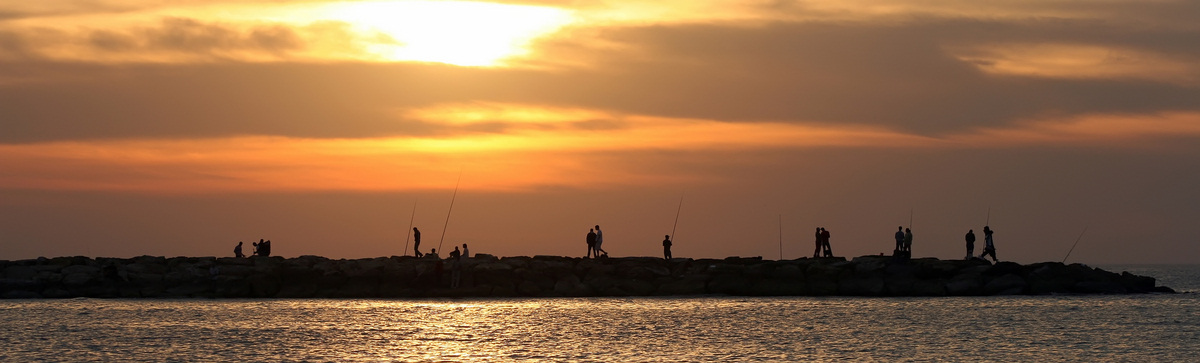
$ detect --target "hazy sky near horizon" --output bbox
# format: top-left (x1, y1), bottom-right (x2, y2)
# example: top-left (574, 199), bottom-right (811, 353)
top-left (2, 0), bottom-right (1199, 264)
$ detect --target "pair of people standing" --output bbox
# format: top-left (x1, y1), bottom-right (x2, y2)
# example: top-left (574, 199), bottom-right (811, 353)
top-left (812, 227), bottom-right (833, 258)
top-left (965, 227), bottom-right (998, 262)
top-left (586, 225), bottom-right (607, 258)
top-left (894, 227), bottom-right (913, 254)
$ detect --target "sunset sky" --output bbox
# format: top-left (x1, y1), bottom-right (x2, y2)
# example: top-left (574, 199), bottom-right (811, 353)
top-left (2, 0), bottom-right (1198, 264)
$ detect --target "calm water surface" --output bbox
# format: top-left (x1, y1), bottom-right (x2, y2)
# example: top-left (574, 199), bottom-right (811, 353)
top-left (1, 265), bottom-right (1196, 362)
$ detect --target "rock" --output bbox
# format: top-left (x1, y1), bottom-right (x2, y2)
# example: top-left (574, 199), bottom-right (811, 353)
top-left (945, 276), bottom-right (982, 296)
top-left (986, 262), bottom-right (1024, 277)
top-left (885, 276), bottom-right (917, 296)
top-left (1117, 271), bottom-right (1155, 293)
top-left (851, 257), bottom-right (888, 277)
top-left (983, 273), bottom-right (1027, 295)
top-left (0, 255), bottom-right (1172, 298)
top-left (3, 290), bottom-right (41, 299)
top-left (62, 272), bottom-right (95, 286)
top-left (553, 275), bottom-right (590, 296)
top-left (656, 277), bottom-right (707, 295)
top-left (517, 280), bottom-right (542, 296)
top-left (615, 279), bottom-right (656, 296)
top-left (707, 276), bottom-right (750, 295)
top-left (4, 265), bottom-right (37, 281)
top-left (1073, 281), bottom-right (1127, 294)
top-left (751, 279), bottom-right (806, 296)
top-left (912, 279), bottom-right (947, 296)
top-left (771, 264), bottom-right (805, 280)
top-left (248, 274), bottom-right (282, 297)
top-left (839, 276), bottom-right (885, 296)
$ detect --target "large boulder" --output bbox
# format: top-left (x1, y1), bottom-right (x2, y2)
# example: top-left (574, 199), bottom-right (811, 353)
top-left (983, 273), bottom-right (1027, 295)
top-left (656, 277), bottom-right (708, 295)
top-left (750, 279), bottom-right (806, 296)
top-left (839, 276), bottom-right (885, 296)
top-left (945, 274), bottom-right (983, 296)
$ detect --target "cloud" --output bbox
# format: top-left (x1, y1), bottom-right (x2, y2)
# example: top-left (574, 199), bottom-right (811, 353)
top-left (3, 1), bottom-right (1200, 142)
top-left (949, 43), bottom-right (1200, 85)
top-left (3, 103), bottom-right (1198, 194)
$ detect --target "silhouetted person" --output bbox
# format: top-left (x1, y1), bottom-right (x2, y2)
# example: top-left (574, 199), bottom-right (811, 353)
top-left (903, 228), bottom-right (913, 253)
top-left (450, 246), bottom-right (461, 259)
top-left (982, 226), bottom-right (998, 262)
top-left (462, 243), bottom-right (469, 258)
top-left (586, 228), bottom-right (597, 258)
top-left (413, 227), bottom-right (423, 257)
top-left (234, 241), bottom-right (245, 258)
top-left (594, 225), bottom-right (607, 257)
top-left (894, 227), bottom-right (905, 252)
top-left (813, 227), bottom-right (822, 258)
top-left (663, 235), bottom-right (673, 259)
top-left (965, 229), bottom-right (976, 259)
top-left (428, 248), bottom-right (438, 259)
top-left (253, 239), bottom-right (262, 256)
top-left (821, 228), bottom-right (833, 257)
top-left (261, 240), bottom-right (271, 257)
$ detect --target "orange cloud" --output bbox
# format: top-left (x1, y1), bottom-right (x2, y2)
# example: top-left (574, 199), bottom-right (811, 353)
top-left (946, 112), bottom-right (1200, 147)
top-left (951, 43), bottom-right (1200, 85)
top-left (3, 104), bottom-right (1199, 193)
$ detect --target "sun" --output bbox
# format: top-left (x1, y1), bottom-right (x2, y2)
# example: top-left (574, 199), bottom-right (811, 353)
top-left (316, 0), bottom-right (574, 66)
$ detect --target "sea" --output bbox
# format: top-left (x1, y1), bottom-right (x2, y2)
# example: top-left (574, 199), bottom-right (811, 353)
top-left (1, 264), bottom-right (1196, 362)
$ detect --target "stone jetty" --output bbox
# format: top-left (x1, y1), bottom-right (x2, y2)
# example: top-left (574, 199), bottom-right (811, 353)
top-left (0, 255), bottom-right (1174, 299)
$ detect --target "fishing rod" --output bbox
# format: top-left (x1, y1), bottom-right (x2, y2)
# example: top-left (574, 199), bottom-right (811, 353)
top-left (437, 170), bottom-right (462, 253)
top-left (986, 206), bottom-right (991, 226)
top-left (403, 200), bottom-right (416, 256)
top-left (670, 194), bottom-right (684, 243)
top-left (1061, 225), bottom-right (1089, 263)
top-left (909, 208), bottom-right (914, 229)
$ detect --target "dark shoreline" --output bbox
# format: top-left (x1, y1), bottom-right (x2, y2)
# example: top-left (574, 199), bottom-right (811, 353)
top-left (0, 255), bottom-right (1175, 299)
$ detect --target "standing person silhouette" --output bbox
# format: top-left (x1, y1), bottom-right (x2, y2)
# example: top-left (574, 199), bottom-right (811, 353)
top-left (981, 226), bottom-right (998, 262)
top-left (234, 241), bottom-right (245, 258)
top-left (462, 243), bottom-right (470, 258)
top-left (821, 228), bottom-right (833, 257)
top-left (903, 228), bottom-right (913, 254)
top-left (813, 227), bottom-right (823, 258)
top-left (586, 228), bottom-right (597, 258)
top-left (412, 227), bottom-right (423, 257)
top-left (965, 229), bottom-right (976, 260)
top-left (894, 227), bottom-right (905, 253)
top-left (594, 225), bottom-right (607, 257)
top-left (663, 235), bottom-right (673, 260)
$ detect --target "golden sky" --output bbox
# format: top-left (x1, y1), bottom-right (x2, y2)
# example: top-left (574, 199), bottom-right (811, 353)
top-left (2, 0), bottom-right (1199, 263)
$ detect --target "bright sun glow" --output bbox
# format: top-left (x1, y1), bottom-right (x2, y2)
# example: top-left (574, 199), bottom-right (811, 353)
top-left (314, 0), bottom-right (574, 66)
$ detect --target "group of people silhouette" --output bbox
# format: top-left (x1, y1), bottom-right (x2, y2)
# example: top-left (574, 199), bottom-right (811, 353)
top-left (894, 227), bottom-right (913, 255)
top-left (229, 223), bottom-right (999, 264)
top-left (803, 224), bottom-right (998, 262)
top-left (813, 227), bottom-right (833, 258)
top-left (408, 227), bottom-right (470, 262)
top-left (965, 226), bottom-right (998, 262)
top-left (585, 225), bottom-right (608, 258)
top-left (232, 239), bottom-right (271, 258)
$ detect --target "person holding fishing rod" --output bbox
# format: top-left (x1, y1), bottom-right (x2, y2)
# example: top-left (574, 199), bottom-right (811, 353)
top-left (981, 226), bottom-right (998, 262)
top-left (663, 235), bottom-right (673, 260)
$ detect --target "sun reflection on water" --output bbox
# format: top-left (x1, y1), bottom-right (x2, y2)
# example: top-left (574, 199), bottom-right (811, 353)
top-left (1, 296), bottom-right (1198, 361)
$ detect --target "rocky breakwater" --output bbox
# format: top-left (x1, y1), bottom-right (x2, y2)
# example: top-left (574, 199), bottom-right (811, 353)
top-left (0, 255), bottom-right (1175, 299)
